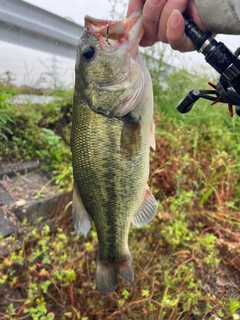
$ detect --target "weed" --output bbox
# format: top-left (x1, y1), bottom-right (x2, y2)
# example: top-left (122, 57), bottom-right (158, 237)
top-left (0, 90), bottom-right (16, 141)
top-left (0, 45), bottom-right (240, 318)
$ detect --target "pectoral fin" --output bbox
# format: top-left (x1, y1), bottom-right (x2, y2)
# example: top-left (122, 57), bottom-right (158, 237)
top-left (132, 185), bottom-right (157, 227)
top-left (72, 185), bottom-right (92, 238)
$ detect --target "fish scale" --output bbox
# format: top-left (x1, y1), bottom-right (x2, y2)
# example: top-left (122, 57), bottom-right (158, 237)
top-left (71, 10), bottom-right (157, 293)
top-left (73, 107), bottom-right (142, 256)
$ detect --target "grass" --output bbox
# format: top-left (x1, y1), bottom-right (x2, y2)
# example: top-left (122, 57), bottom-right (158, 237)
top-left (0, 58), bottom-right (240, 319)
top-left (0, 83), bottom-right (73, 191)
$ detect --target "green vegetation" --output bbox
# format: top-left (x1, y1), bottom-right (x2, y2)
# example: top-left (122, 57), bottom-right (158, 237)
top-left (0, 83), bottom-right (73, 191)
top-left (0, 59), bottom-right (240, 319)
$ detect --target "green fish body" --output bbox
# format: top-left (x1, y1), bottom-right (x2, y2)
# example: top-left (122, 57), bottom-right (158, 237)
top-left (71, 11), bottom-right (157, 294)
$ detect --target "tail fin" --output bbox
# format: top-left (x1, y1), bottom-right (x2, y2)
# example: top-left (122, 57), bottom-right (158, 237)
top-left (96, 254), bottom-right (134, 294)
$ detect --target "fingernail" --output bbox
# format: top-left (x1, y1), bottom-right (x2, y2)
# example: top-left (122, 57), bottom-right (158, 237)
top-left (148, 0), bottom-right (163, 8)
top-left (169, 9), bottom-right (181, 28)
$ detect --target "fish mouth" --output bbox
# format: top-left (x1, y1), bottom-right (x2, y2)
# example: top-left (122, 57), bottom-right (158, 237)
top-left (84, 10), bottom-right (143, 54)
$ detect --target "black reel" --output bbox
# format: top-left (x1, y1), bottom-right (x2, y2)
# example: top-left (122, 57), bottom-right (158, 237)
top-left (177, 16), bottom-right (240, 117)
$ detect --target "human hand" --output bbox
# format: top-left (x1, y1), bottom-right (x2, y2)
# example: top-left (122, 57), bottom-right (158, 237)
top-left (126, 0), bottom-right (209, 52)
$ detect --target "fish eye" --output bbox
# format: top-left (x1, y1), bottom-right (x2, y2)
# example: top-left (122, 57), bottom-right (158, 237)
top-left (82, 46), bottom-right (95, 60)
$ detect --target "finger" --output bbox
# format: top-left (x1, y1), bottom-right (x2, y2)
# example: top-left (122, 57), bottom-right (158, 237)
top-left (142, 0), bottom-right (165, 44)
top-left (140, 35), bottom-right (155, 47)
top-left (167, 10), bottom-right (195, 52)
top-left (126, 0), bottom-right (145, 17)
top-left (157, 0), bottom-right (188, 43)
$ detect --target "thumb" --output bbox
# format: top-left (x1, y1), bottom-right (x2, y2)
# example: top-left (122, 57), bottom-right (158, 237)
top-left (167, 9), bottom-right (195, 52)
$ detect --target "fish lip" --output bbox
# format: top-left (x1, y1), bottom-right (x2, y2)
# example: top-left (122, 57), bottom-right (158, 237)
top-left (123, 9), bottom-right (143, 43)
top-left (84, 16), bottom-right (109, 34)
top-left (83, 10), bottom-right (143, 50)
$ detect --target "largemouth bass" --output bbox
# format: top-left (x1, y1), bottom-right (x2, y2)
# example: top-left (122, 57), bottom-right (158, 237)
top-left (71, 10), bottom-right (157, 294)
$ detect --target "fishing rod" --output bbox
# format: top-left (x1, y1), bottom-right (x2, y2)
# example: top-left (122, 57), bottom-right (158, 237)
top-left (177, 16), bottom-right (240, 117)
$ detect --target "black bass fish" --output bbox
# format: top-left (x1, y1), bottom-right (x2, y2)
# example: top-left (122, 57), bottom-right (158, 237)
top-left (71, 10), bottom-right (157, 294)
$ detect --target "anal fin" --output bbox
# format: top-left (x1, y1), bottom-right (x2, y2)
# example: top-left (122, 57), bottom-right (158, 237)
top-left (72, 184), bottom-right (92, 238)
top-left (132, 185), bottom-right (157, 227)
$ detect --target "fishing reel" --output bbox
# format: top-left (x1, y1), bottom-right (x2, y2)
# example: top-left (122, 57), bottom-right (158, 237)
top-left (177, 17), bottom-right (240, 117)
